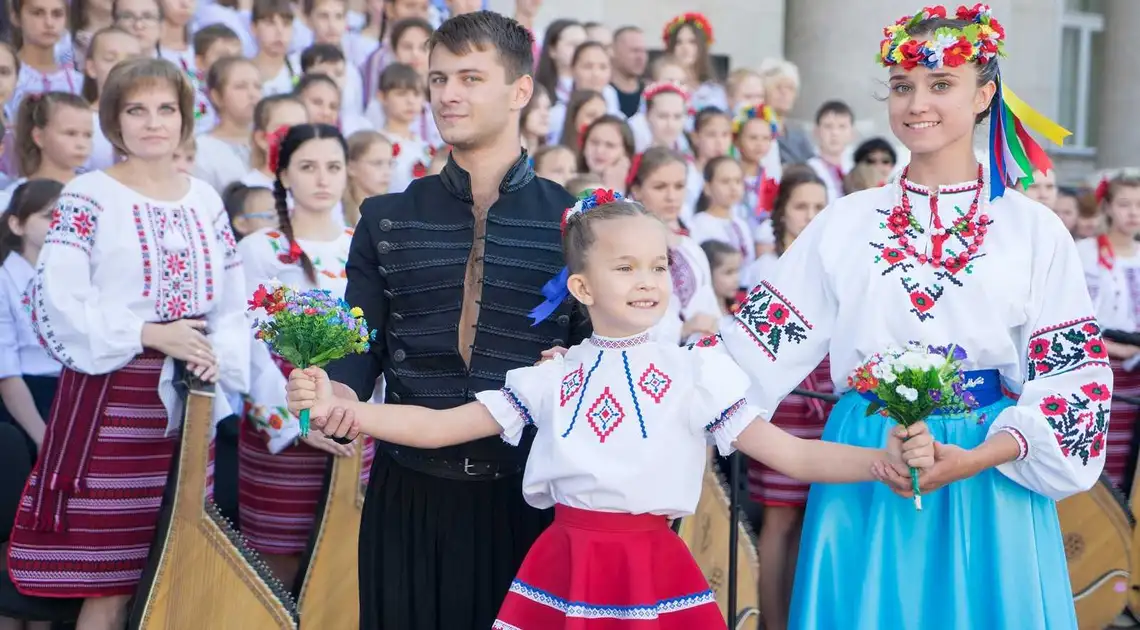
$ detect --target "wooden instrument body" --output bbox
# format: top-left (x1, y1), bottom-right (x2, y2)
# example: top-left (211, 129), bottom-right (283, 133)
top-left (678, 453), bottom-right (760, 630)
top-left (129, 372), bottom-right (297, 630)
top-left (1057, 475), bottom-right (1132, 630)
top-left (1131, 464), bottom-right (1140, 616)
top-left (296, 444), bottom-right (365, 630)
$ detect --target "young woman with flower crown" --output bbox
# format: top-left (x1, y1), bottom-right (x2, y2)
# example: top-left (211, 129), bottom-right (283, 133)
top-left (661, 13), bottom-right (727, 113)
top-left (711, 5), bottom-right (1109, 628)
top-left (237, 122), bottom-right (375, 588)
top-left (284, 187), bottom-right (935, 630)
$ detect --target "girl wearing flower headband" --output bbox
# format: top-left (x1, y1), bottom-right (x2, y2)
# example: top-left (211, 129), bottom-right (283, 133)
top-left (661, 12), bottom-right (727, 113)
top-left (7, 57), bottom-right (248, 625)
top-left (1077, 170), bottom-right (1140, 492)
top-left (285, 187), bottom-right (934, 630)
top-left (708, 5), bottom-right (1106, 628)
top-left (238, 122), bottom-right (375, 588)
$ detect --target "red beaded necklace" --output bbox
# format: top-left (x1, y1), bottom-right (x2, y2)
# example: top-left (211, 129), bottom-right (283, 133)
top-left (892, 165), bottom-right (989, 270)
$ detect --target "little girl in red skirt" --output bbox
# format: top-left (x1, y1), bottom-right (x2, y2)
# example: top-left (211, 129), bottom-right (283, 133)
top-left (286, 189), bottom-right (935, 629)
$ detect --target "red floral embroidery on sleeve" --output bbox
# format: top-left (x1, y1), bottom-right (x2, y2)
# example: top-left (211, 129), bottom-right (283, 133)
top-left (1040, 383), bottom-right (1109, 465)
top-left (1026, 317), bottom-right (1109, 380)
top-left (733, 281), bottom-right (812, 361)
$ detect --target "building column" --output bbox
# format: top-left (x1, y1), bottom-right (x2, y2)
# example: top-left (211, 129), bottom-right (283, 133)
top-left (1097, 0), bottom-right (1140, 168)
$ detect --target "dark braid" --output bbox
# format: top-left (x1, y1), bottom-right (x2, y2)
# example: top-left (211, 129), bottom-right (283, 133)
top-left (271, 177), bottom-right (316, 283)
top-left (270, 122), bottom-right (347, 284)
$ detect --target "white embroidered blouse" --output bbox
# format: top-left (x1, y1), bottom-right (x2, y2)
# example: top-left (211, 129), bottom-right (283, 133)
top-left (1077, 237), bottom-right (1140, 333)
top-left (0, 253), bottom-right (60, 379)
top-left (716, 174), bottom-right (1111, 500)
top-left (476, 331), bottom-right (759, 517)
top-left (29, 171), bottom-right (249, 427)
top-left (240, 226), bottom-right (354, 452)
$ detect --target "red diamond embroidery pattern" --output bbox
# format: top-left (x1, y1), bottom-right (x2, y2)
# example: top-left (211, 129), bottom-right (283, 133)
top-left (586, 387), bottom-right (625, 442)
top-left (638, 364), bottom-right (672, 403)
top-left (560, 365), bottom-right (584, 407)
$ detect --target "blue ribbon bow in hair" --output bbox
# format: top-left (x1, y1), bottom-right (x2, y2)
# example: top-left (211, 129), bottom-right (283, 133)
top-left (528, 189), bottom-right (624, 326)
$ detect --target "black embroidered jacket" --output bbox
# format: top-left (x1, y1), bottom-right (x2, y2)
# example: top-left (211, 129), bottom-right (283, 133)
top-left (327, 152), bottom-right (590, 464)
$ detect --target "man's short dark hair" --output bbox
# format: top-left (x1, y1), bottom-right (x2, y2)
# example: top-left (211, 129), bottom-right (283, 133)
top-left (815, 99), bottom-right (854, 125)
top-left (429, 10), bottom-right (534, 80)
top-left (613, 26), bottom-right (641, 41)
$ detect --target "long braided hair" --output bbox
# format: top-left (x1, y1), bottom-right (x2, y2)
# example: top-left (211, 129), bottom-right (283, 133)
top-left (267, 122), bottom-right (347, 284)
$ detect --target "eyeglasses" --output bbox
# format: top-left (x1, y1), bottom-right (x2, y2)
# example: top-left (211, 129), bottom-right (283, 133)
top-left (243, 212), bottom-right (277, 221)
top-left (115, 12), bottom-right (161, 25)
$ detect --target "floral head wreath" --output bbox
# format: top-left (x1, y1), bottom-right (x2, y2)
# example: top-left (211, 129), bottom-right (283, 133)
top-left (530, 188), bottom-right (626, 325)
top-left (662, 12), bottom-right (714, 46)
top-left (732, 102), bottom-right (779, 137)
top-left (878, 4), bottom-right (1071, 200)
top-left (643, 81), bottom-right (690, 105)
top-left (266, 125), bottom-right (291, 173)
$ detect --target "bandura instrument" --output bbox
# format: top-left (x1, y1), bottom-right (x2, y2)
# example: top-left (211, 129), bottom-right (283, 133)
top-left (1057, 474), bottom-right (1132, 630)
top-left (128, 365), bottom-right (298, 629)
top-left (296, 444), bottom-right (366, 629)
top-left (678, 450), bottom-right (761, 630)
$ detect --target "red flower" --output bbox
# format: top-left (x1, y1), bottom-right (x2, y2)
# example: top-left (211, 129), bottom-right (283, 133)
top-left (1082, 322), bottom-right (1100, 335)
top-left (1039, 395), bottom-right (1068, 416)
top-left (942, 256), bottom-right (964, 274)
top-left (391, 142), bottom-right (401, 157)
top-left (887, 211), bottom-right (910, 235)
top-left (266, 125), bottom-right (290, 173)
top-left (277, 240), bottom-right (303, 264)
top-left (988, 17), bottom-right (1006, 39)
top-left (882, 247), bottom-right (906, 264)
top-left (977, 37), bottom-right (998, 60)
top-left (758, 322), bottom-right (772, 334)
top-left (1078, 412), bottom-right (1095, 428)
top-left (1027, 338), bottom-right (1050, 360)
top-left (758, 177), bottom-right (780, 214)
top-left (898, 40), bottom-right (926, 70)
top-left (923, 5), bottom-right (948, 19)
top-left (909, 291), bottom-right (934, 312)
top-left (956, 4), bottom-right (982, 21)
top-left (766, 303), bottom-right (789, 325)
top-left (249, 284), bottom-right (271, 309)
top-left (957, 220), bottom-right (976, 238)
top-left (1083, 338), bottom-right (1108, 360)
top-left (1090, 432), bottom-right (1104, 457)
top-left (1036, 362), bottom-right (1052, 375)
top-left (593, 189), bottom-right (617, 205)
top-left (942, 36), bottom-right (974, 67)
top-left (412, 162), bottom-right (427, 178)
top-left (1080, 382), bottom-right (1110, 402)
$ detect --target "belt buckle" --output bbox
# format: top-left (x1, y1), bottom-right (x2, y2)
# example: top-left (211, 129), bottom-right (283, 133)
top-left (463, 458), bottom-right (478, 476)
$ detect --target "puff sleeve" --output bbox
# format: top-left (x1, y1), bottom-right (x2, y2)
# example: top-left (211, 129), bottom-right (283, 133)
top-left (475, 356), bottom-right (562, 446)
top-left (987, 215), bottom-right (1112, 500)
top-left (686, 338), bottom-right (762, 456)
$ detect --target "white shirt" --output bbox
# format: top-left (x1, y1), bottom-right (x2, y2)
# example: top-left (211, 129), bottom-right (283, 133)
top-left (476, 331), bottom-right (759, 517)
top-left (718, 175), bottom-right (1111, 501)
top-left (5, 65), bottom-right (84, 120)
top-left (30, 171), bottom-right (249, 429)
top-left (193, 134), bottom-right (251, 194)
top-left (364, 100), bottom-right (443, 148)
top-left (386, 134), bottom-right (432, 193)
top-left (650, 235), bottom-right (721, 345)
top-left (0, 253), bottom-right (61, 378)
top-left (689, 211), bottom-right (757, 282)
top-left (241, 225), bottom-right (353, 452)
top-left (807, 156), bottom-right (847, 204)
top-left (1078, 237), bottom-right (1140, 333)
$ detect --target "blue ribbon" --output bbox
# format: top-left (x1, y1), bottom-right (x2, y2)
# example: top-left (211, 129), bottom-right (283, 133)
top-left (988, 77), bottom-right (1008, 201)
top-left (528, 266), bottom-right (571, 326)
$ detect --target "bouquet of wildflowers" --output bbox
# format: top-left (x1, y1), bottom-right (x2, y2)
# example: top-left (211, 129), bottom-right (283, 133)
top-left (249, 284), bottom-right (374, 436)
top-left (847, 343), bottom-right (980, 510)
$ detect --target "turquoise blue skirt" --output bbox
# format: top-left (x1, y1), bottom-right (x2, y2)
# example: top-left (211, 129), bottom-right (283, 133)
top-left (788, 373), bottom-right (1077, 630)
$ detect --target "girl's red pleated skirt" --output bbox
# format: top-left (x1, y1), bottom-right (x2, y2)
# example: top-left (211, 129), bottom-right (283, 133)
top-left (1106, 358), bottom-right (1140, 489)
top-left (491, 505), bottom-right (724, 630)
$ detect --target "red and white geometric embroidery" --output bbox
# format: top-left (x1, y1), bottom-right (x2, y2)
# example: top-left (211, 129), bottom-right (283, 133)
top-left (561, 365), bottom-right (584, 407)
top-left (637, 364), bottom-right (672, 404)
top-left (586, 387), bottom-right (625, 442)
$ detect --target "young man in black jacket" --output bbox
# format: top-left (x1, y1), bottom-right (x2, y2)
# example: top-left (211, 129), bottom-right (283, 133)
top-left (325, 11), bottom-right (589, 629)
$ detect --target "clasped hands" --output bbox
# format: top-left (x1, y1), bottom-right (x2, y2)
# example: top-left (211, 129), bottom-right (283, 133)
top-left (286, 367), bottom-right (363, 442)
top-left (881, 423), bottom-right (975, 497)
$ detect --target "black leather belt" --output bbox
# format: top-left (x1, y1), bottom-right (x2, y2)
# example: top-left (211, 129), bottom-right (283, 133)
top-left (387, 448), bottom-right (523, 481)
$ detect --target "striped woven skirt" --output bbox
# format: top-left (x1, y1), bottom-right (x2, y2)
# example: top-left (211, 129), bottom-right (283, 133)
top-left (6, 352), bottom-right (214, 598)
top-left (1106, 358), bottom-right (1140, 489)
top-left (492, 505), bottom-right (723, 629)
top-left (747, 357), bottom-right (833, 507)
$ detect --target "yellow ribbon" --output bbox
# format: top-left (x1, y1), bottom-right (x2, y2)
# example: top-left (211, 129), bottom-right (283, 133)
top-left (1002, 86), bottom-right (1072, 146)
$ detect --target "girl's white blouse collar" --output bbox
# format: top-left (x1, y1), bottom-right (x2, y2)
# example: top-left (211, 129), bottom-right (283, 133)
top-left (589, 331), bottom-right (652, 349)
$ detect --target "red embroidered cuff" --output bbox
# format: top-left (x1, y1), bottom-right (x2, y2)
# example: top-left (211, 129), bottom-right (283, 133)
top-left (999, 427), bottom-right (1029, 461)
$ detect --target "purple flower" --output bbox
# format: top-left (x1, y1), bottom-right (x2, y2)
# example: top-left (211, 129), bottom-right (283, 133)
top-left (952, 380), bottom-right (965, 397)
top-left (928, 344), bottom-right (968, 361)
top-left (929, 389), bottom-right (942, 403)
top-left (962, 391), bottom-right (977, 408)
